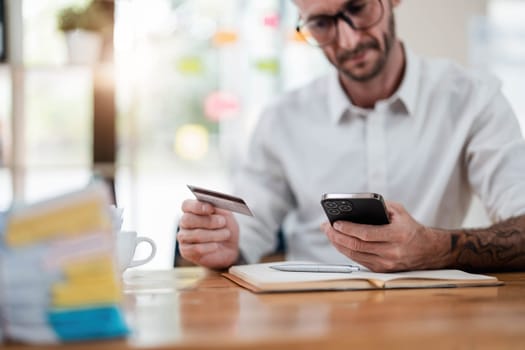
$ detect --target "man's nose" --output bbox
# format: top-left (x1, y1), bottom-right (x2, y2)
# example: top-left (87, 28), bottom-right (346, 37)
top-left (335, 17), bottom-right (362, 49)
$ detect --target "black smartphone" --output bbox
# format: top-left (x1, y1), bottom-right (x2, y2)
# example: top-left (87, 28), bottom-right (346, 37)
top-left (321, 193), bottom-right (390, 225)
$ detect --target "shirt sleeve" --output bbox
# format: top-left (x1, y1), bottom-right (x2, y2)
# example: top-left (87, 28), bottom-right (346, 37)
top-left (233, 107), bottom-right (295, 264)
top-left (465, 82), bottom-right (525, 221)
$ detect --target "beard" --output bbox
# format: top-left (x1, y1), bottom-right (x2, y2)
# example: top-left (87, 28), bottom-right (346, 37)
top-left (334, 13), bottom-right (396, 82)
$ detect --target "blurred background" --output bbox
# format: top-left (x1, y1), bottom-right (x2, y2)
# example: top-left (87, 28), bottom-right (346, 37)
top-left (0, 0), bottom-right (524, 269)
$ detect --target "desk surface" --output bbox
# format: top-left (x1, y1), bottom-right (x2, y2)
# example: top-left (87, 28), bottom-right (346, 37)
top-left (7, 268), bottom-right (525, 350)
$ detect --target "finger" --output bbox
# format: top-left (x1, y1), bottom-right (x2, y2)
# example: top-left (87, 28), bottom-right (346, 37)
top-left (345, 250), bottom-right (397, 272)
top-left (326, 229), bottom-right (390, 256)
top-left (332, 221), bottom-right (391, 242)
top-left (179, 242), bottom-right (220, 261)
top-left (329, 240), bottom-right (378, 266)
top-left (330, 241), bottom-right (396, 272)
top-left (181, 199), bottom-right (215, 215)
top-left (179, 213), bottom-right (226, 229)
top-left (320, 221), bottom-right (331, 232)
top-left (177, 228), bottom-right (232, 244)
top-left (215, 207), bottom-right (236, 219)
top-left (326, 227), bottom-right (405, 262)
top-left (385, 201), bottom-right (404, 215)
top-left (325, 228), bottom-right (380, 259)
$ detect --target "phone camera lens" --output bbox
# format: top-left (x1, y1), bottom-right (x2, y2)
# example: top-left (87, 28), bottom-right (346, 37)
top-left (327, 209), bottom-right (340, 215)
top-left (324, 202), bottom-right (338, 208)
top-left (339, 205), bottom-right (352, 212)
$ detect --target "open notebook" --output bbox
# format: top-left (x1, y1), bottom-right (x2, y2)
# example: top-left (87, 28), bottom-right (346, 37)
top-left (223, 262), bottom-right (502, 293)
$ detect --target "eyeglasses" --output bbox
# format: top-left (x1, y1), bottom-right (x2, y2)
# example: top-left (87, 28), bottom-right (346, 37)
top-left (296, 0), bottom-right (384, 47)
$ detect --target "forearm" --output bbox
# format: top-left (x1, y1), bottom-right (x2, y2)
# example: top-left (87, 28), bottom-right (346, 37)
top-left (436, 214), bottom-right (525, 272)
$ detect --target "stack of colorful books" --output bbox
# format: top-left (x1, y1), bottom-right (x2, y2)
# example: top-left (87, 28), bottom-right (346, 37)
top-left (0, 183), bottom-right (129, 344)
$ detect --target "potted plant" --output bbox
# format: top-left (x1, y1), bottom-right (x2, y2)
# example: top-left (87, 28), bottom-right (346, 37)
top-left (57, 0), bottom-right (113, 65)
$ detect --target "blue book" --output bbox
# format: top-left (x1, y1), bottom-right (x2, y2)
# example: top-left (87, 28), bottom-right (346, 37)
top-left (48, 305), bottom-right (129, 342)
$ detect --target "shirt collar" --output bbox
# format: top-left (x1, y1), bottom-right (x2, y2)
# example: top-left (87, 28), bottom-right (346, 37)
top-left (326, 45), bottom-right (421, 124)
top-left (327, 68), bottom-right (351, 124)
top-left (395, 47), bottom-right (420, 116)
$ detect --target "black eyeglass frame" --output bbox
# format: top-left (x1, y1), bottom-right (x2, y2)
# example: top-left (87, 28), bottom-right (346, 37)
top-left (296, 0), bottom-right (385, 47)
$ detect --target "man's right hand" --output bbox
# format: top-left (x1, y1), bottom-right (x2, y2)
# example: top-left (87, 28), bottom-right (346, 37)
top-left (177, 199), bottom-right (240, 269)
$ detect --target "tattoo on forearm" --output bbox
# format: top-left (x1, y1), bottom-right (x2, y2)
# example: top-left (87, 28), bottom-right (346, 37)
top-left (450, 215), bottom-right (525, 271)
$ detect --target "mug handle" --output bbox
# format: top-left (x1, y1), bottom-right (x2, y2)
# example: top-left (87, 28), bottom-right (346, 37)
top-left (128, 236), bottom-right (157, 268)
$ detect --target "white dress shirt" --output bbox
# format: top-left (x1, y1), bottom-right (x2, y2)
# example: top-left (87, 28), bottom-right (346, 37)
top-left (234, 48), bottom-right (525, 264)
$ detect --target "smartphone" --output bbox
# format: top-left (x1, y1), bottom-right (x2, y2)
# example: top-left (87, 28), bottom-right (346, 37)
top-left (321, 193), bottom-right (390, 225)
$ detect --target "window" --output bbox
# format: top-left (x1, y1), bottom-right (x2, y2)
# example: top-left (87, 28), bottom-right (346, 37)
top-left (0, 66), bottom-right (10, 210)
top-left (2, 0), bottom-right (319, 268)
top-left (470, 0), bottom-right (525, 133)
top-left (113, 0), bottom-right (327, 268)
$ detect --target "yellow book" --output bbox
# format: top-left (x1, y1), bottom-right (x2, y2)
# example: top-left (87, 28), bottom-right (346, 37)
top-left (64, 256), bottom-right (117, 280)
top-left (52, 279), bottom-right (121, 307)
top-left (4, 184), bottom-right (112, 247)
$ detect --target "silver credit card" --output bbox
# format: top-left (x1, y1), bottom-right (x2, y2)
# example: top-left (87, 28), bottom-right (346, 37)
top-left (187, 185), bottom-right (254, 217)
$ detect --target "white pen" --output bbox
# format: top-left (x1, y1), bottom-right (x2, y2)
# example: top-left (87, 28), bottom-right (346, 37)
top-left (270, 263), bottom-right (360, 273)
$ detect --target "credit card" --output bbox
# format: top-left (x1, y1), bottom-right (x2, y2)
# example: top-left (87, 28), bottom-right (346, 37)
top-left (187, 185), bottom-right (254, 217)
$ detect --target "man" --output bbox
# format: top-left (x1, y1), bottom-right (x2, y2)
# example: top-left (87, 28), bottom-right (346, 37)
top-left (177, 0), bottom-right (525, 272)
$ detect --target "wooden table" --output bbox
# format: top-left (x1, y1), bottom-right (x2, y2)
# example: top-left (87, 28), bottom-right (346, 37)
top-left (6, 268), bottom-right (525, 349)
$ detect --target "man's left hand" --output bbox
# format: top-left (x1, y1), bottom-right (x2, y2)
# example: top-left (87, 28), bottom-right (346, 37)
top-left (321, 201), bottom-right (451, 272)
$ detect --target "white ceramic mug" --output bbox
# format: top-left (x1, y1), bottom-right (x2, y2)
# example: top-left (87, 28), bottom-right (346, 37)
top-left (116, 231), bottom-right (156, 271)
